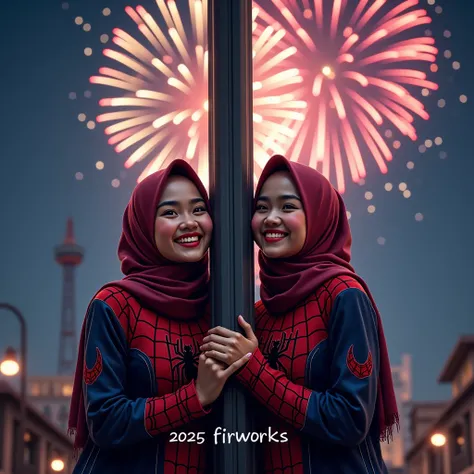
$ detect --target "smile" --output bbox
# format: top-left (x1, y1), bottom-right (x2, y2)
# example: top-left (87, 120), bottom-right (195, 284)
top-left (263, 231), bottom-right (288, 243)
top-left (175, 233), bottom-right (202, 248)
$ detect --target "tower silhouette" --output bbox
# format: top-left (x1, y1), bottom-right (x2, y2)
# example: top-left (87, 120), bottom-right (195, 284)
top-left (55, 218), bottom-right (84, 375)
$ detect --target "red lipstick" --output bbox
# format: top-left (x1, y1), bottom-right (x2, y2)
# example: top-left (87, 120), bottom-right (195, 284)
top-left (263, 231), bottom-right (287, 243)
top-left (175, 232), bottom-right (202, 248)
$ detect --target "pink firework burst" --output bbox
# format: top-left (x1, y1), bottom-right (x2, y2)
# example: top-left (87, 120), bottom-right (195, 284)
top-left (254, 0), bottom-right (439, 192)
top-left (90, 1), bottom-right (305, 186)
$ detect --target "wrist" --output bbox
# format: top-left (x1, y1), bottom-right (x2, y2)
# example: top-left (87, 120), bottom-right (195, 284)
top-left (195, 384), bottom-right (210, 407)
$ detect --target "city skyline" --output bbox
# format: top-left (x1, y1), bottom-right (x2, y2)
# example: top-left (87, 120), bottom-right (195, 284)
top-left (0, 0), bottom-right (473, 403)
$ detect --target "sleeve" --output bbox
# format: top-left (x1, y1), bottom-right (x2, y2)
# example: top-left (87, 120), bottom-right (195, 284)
top-left (236, 288), bottom-right (379, 447)
top-left (83, 299), bottom-right (210, 448)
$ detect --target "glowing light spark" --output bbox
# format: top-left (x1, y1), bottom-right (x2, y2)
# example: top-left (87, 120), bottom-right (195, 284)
top-left (322, 66), bottom-right (332, 76)
top-left (254, 0), bottom-right (439, 192)
top-left (90, 2), bottom-right (305, 186)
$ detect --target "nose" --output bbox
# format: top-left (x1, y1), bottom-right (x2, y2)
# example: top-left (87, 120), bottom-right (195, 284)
top-left (264, 210), bottom-right (282, 226)
top-left (179, 216), bottom-right (199, 230)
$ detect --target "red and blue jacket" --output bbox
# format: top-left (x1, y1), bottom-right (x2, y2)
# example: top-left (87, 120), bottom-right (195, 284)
top-left (237, 276), bottom-right (389, 474)
top-left (72, 286), bottom-right (211, 474)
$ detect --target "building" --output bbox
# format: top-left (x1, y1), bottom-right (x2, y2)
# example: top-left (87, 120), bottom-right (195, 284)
top-left (382, 354), bottom-right (413, 473)
top-left (54, 218), bottom-right (83, 375)
top-left (406, 335), bottom-right (474, 474)
top-left (409, 401), bottom-right (449, 443)
top-left (0, 381), bottom-right (73, 474)
top-left (27, 376), bottom-right (74, 433)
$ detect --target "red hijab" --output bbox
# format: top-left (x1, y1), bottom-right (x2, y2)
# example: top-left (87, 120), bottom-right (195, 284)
top-left (68, 159), bottom-right (210, 453)
top-left (255, 155), bottom-right (398, 441)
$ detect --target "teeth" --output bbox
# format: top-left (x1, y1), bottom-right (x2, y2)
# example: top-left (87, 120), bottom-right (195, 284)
top-left (177, 236), bottom-right (199, 243)
top-left (266, 233), bottom-right (286, 238)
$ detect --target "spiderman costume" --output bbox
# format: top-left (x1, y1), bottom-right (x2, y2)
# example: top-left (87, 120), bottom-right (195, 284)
top-left (68, 160), bottom-right (213, 474)
top-left (72, 287), bottom-right (210, 474)
top-left (237, 155), bottom-right (398, 474)
top-left (237, 276), bottom-right (385, 473)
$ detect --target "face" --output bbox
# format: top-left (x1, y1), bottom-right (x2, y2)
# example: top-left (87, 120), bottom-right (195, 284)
top-left (252, 171), bottom-right (306, 259)
top-left (154, 175), bottom-right (213, 262)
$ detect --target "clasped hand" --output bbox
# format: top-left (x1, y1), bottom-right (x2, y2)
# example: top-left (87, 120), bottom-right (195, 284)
top-left (194, 316), bottom-right (258, 408)
top-left (200, 315), bottom-right (258, 366)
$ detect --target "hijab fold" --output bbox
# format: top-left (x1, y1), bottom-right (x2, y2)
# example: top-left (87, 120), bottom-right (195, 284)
top-left (68, 159), bottom-right (210, 453)
top-left (256, 155), bottom-right (399, 441)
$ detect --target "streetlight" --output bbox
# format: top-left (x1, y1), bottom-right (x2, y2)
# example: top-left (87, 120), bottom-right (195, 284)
top-left (0, 303), bottom-right (28, 474)
top-left (431, 433), bottom-right (447, 447)
top-left (51, 458), bottom-right (65, 472)
top-left (1, 347), bottom-right (20, 376)
top-left (430, 432), bottom-right (446, 473)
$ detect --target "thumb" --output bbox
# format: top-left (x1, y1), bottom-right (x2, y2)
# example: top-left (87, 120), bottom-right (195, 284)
top-left (224, 352), bottom-right (252, 378)
top-left (238, 315), bottom-right (256, 340)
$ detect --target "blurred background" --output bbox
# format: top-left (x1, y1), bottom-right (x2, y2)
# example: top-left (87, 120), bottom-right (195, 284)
top-left (0, 0), bottom-right (472, 473)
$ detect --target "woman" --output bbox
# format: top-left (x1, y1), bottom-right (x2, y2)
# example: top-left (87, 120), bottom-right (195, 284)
top-left (201, 155), bottom-right (398, 473)
top-left (68, 159), bottom-right (250, 474)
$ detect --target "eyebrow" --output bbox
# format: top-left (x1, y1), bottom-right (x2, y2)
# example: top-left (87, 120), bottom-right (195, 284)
top-left (157, 197), bottom-right (205, 209)
top-left (257, 194), bottom-right (301, 202)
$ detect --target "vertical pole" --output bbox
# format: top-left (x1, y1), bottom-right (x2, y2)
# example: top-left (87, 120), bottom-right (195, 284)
top-left (0, 303), bottom-right (27, 474)
top-left (208, 0), bottom-right (256, 473)
top-left (19, 315), bottom-right (27, 474)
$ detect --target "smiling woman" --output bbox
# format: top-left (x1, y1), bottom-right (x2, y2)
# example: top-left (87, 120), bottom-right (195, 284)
top-left (203, 155), bottom-right (400, 474)
top-left (67, 159), bottom-right (250, 474)
top-left (252, 171), bottom-right (306, 259)
top-left (154, 175), bottom-right (213, 263)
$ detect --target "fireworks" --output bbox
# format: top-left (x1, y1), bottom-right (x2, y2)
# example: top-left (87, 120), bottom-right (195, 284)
top-left (90, 1), bottom-right (305, 186)
top-left (66, 1), bottom-right (466, 245)
top-left (254, 0), bottom-right (439, 192)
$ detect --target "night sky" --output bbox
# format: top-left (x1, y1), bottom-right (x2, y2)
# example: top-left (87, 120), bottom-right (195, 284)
top-left (0, 0), bottom-right (473, 402)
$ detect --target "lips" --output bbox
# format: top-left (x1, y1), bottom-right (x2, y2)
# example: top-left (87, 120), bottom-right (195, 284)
top-left (175, 232), bottom-right (202, 248)
top-left (263, 231), bottom-right (288, 243)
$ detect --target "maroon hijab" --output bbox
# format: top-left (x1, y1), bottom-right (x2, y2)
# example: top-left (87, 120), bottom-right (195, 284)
top-left (113, 159), bottom-right (210, 317)
top-left (68, 159), bottom-right (210, 453)
top-left (256, 155), bottom-right (398, 441)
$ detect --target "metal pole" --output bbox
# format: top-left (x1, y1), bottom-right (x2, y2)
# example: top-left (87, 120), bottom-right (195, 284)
top-left (1, 303), bottom-right (27, 474)
top-left (208, 0), bottom-right (256, 473)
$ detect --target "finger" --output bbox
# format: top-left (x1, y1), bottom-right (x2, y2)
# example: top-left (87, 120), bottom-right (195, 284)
top-left (205, 356), bottom-right (226, 370)
top-left (208, 326), bottom-right (238, 338)
top-left (205, 356), bottom-right (215, 366)
top-left (223, 352), bottom-right (252, 377)
top-left (205, 350), bottom-right (231, 364)
top-left (200, 341), bottom-right (228, 353)
top-left (238, 315), bottom-right (256, 340)
top-left (203, 334), bottom-right (235, 346)
top-left (199, 353), bottom-right (207, 363)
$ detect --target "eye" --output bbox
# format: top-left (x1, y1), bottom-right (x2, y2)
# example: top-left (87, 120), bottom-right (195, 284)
top-left (161, 209), bottom-right (177, 217)
top-left (193, 206), bottom-right (207, 214)
top-left (282, 203), bottom-right (297, 210)
top-left (255, 203), bottom-right (267, 211)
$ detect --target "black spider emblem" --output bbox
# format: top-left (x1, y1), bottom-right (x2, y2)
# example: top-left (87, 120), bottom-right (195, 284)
top-left (166, 335), bottom-right (200, 386)
top-left (261, 331), bottom-right (298, 373)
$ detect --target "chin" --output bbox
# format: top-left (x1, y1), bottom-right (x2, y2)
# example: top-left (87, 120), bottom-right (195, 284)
top-left (175, 243), bottom-right (210, 263)
top-left (262, 246), bottom-right (289, 259)
top-left (175, 251), bottom-right (205, 263)
top-left (170, 239), bottom-right (209, 263)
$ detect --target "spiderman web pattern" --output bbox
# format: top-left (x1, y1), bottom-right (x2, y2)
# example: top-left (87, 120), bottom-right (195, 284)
top-left (347, 344), bottom-right (374, 378)
top-left (241, 275), bottom-right (364, 473)
top-left (83, 346), bottom-right (103, 385)
top-left (97, 286), bottom-right (209, 474)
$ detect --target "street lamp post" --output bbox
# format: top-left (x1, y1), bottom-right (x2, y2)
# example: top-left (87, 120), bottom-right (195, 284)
top-left (1, 303), bottom-right (27, 474)
top-left (208, 0), bottom-right (256, 473)
top-left (430, 432), bottom-right (446, 473)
